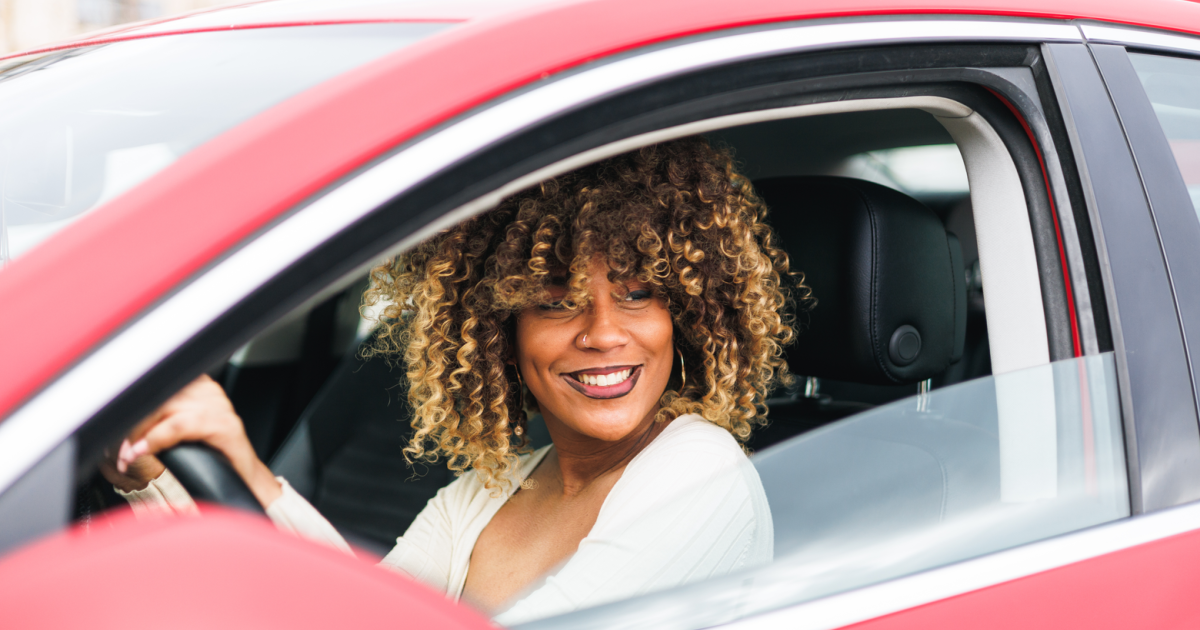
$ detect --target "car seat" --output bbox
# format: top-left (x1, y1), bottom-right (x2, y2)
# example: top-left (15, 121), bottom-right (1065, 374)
top-left (748, 176), bottom-right (968, 451)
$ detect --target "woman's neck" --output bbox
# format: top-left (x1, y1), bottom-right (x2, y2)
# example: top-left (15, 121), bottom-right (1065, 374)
top-left (540, 406), bottom-right (668, 497)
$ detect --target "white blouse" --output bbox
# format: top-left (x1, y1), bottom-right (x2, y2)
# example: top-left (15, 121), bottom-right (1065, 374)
top-left (121, 413), bottom-right (773, 625)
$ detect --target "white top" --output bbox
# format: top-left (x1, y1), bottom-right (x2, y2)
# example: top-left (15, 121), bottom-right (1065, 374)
top-left (120, 413), bottom-right (773, 625)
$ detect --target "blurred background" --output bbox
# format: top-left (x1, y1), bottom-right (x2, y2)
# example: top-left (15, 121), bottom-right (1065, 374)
top-left (0, 0), bottom-right (240, 54)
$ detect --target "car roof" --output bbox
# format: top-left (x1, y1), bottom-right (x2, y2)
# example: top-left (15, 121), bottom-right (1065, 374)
top-left (3, 0), bottom-right (1200, 421)
top-left (9, 0), bottom-right (1200, 61)
top-left (78, 0), bottom-right (1200, 35)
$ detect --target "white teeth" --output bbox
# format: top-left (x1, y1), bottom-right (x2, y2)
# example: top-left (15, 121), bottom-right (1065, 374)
top-left (577, 368), bottom-right (632, 387)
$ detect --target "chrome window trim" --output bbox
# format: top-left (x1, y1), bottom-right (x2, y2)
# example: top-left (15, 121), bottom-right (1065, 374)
top-left (1081, 23), bottom-right (1200, 55)
top-left (0, 18), bottom-right (1083, 502)
top-left (721, 499), bottom-right (1200, 630)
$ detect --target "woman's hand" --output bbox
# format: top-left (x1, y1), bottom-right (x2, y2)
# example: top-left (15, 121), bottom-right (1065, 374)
top-left (101, 375), bottom-right (282, 508)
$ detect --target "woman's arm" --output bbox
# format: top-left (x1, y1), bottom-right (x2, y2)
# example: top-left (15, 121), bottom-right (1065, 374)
top-left (103, 375), bottom-right (349, 554)
top-left (264, 478), bottom-right (353, 554)
top-left (105, 375), bottom-right (283, 508)
top-left (110, 461), bottom-right (355, 555)
top-left (377, 476), bottom-right (467, 594)
top-left (106, 374), bottom-right (459, 590)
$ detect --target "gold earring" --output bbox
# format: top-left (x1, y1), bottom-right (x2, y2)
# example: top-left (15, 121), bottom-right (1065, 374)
top-left (676, 348), bottom-right (686, 392)
top-left (513, 368), bottom-right (525, 436)
top-left (516, 364), bottom-right (536, 490)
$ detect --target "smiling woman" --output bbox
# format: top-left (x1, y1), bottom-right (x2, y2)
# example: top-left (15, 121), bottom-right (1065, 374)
top-left (369, 137), bottom-right (803, 487)
top-left (105, 136), bottom-right (803, 623)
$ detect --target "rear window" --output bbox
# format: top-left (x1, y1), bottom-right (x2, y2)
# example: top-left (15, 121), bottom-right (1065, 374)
top-left (0, 22), bottom-right (448, 267)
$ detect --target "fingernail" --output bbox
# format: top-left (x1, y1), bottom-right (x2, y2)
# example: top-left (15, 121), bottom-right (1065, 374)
top-left (130, 440), bottom-right (149, 456)
top-left (116, 458), bottom-right (127, 474)
top-left (118, 440), bottom-right (132, 462)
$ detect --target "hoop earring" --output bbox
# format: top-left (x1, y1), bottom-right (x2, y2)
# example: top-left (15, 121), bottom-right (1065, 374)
top-left (512, 368), bottom-right (526, 437)
top-left (676, 348), bottom-right (687, 392)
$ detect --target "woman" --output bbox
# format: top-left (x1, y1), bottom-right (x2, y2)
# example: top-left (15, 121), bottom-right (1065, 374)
top-left (103, 137), bottom-right (802, 624)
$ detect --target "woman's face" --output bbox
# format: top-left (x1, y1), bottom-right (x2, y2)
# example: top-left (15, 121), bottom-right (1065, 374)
top-left (514, 258), bottom-right (675, 444)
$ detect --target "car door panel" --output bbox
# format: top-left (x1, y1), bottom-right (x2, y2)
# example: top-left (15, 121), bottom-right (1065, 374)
top-left (836, 512), bottom-right (1200, 630)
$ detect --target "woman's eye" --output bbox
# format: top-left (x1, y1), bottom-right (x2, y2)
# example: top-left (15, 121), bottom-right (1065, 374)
top-left (538, 300), bottom-right (574, 312)
top-left (621, 289), bottom-right (653, 305)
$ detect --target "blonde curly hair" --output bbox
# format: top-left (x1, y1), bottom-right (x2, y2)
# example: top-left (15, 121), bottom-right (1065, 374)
top-left (363, 136), bottom-right (808, 489)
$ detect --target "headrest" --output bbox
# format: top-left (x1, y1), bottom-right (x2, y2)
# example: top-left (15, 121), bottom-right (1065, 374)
top-left (755, 176), bottom-right (967, 386)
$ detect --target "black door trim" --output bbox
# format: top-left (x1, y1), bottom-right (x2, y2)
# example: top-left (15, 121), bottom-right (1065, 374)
top-left (1045, 42), bottom-right (1200, 513)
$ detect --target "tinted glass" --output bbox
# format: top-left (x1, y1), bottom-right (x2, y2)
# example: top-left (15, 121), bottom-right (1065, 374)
top-left (0, 23), bottom-right (447, 267)
top-left (1129, 52), bottom-right (1200, 216)
top-left (523, 352), bottom-right (1129, 628)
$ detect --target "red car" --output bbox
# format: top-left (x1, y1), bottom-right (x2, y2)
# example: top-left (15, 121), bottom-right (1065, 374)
top-left (3, 0), bottom-right (1200, 627)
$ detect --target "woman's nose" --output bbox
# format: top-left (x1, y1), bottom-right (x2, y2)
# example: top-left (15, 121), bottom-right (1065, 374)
top-left (577, 301), bottom-right (630, 351)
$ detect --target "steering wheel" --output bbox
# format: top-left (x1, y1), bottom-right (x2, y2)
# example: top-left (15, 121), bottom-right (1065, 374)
top-left (157, 443), bottom-right (266, 515)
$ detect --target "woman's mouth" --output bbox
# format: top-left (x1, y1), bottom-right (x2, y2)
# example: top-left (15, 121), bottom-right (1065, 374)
top-left (564, 365), bottom-right (641, 399)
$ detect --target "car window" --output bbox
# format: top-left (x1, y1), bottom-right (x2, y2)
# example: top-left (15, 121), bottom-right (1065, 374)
top-left (521, 352), bottom-right (1128, 628)
top-left (1128, 52), bottom-right (1200, 215)
top-left (0, 22), bottom-right (448, 267)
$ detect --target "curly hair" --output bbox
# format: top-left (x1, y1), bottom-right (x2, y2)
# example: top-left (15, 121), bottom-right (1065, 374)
top-left (363, 136), bottom-right (809, 489)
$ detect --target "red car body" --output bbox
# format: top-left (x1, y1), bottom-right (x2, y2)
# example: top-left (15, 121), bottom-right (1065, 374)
top-left (4, 0), bottom-right (1200, 627)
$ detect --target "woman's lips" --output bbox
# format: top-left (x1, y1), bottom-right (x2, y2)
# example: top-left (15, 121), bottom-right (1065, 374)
top-left (564, 365), bottom-right (642, 399)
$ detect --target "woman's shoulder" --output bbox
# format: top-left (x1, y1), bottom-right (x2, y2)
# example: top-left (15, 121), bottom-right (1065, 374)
top-left (627, 414), bottom-right (748, 476)
top-left (602, 414), bottom-right (770, 544)
top-left (652, 414), bottom-right (745, 455)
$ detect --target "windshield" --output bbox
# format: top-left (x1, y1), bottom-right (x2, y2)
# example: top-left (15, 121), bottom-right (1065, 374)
top-left (0, 22), bottom-right (449, 267)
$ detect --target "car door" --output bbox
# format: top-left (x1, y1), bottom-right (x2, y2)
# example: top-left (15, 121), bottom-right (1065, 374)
top-left (0, 11), bottom-right (1186, 630)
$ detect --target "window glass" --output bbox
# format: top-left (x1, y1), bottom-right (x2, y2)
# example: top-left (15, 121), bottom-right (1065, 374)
top-left (525, 352), bottom-right (1128, 628)
top-left (0, 22), bottom-right (448, 267)
top-left (1129, 52), bottom-right (1200, 215)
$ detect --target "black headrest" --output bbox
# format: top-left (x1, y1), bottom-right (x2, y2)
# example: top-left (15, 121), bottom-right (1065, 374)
top-left (756, 176), bottom-right (966, 386)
